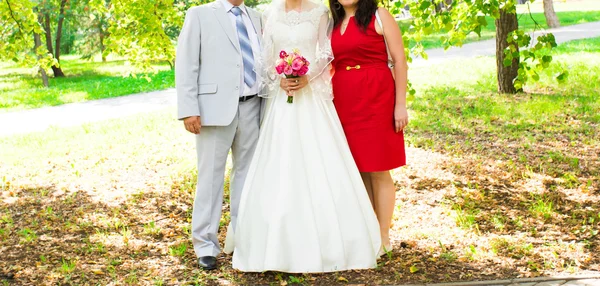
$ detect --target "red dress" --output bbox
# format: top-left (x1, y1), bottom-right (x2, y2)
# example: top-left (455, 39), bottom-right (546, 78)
top-left (331, 16), bottom-right (406, 172)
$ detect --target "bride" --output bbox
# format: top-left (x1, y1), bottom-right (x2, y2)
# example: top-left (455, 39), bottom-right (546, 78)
top-left (230, 0), bottom-right (381, 273)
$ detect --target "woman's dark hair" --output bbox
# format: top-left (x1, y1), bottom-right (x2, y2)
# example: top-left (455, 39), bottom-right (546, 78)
top-left (329, 0), bottom-right (378, 32)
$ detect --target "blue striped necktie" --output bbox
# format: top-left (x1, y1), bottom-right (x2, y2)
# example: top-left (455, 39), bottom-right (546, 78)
top-left (231, 6), bottom-right (256, 88)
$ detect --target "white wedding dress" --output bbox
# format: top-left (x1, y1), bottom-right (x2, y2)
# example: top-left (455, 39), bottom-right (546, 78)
top-left (231, 0), bottom-right (381, 273)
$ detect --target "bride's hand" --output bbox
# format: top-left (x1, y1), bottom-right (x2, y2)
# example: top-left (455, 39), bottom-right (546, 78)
top-left (285, 76), bottom-right (308, 92)
top-left (279, 77), bottom-right (293, 96)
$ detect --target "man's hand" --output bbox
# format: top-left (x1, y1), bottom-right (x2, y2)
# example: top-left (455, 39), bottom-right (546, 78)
top-left (183, 116), bottom-right (201, 134)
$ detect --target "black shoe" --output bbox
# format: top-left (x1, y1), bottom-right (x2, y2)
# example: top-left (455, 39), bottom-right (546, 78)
top-left (198, 256), bottom-right (217, 270)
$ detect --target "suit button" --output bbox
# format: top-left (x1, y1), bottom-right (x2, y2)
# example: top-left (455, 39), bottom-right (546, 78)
top-left (237, 64), bottom-right (240, 67)
top-left (235, 86), bottom-right (239, 90)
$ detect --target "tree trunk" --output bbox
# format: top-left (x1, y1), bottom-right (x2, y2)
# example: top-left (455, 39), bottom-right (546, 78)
top-left (34, 16), bottom-right (50, 87)
top-left (43, 13), bottom-right (54, 55)
top-left (445, 0), bottom-right (453, 11)
top-left (52, 0), bottom-right (67, 77)
top-left (543, 0), bottom-right (560, 28)
top-left (495, 8), bottom-right (520, 94)
top-left (99, 20), bottom-right (107, 62)
top-left (100, 34), bottom-right (107, 62)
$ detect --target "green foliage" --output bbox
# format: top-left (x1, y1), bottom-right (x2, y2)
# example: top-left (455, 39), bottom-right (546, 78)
top-left (106, 0), bottom-right (181, 72)
top-left (506, 29), bottom-right (560, 90)
top-left (2, 0), bottom-right (190, 82)
top-left (388, 0), bottom-right (564, 92)
top-left (0, 0), bottom-right (56, 70)
top-left (72, 0), bottom-right (111, 59)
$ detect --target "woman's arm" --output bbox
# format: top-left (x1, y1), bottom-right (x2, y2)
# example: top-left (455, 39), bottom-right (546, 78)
top-left (376, 7), bottom-right (409, 132)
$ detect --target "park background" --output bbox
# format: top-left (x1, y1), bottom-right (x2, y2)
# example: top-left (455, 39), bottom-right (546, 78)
top-left (0, 0), bottom-right (599, 285)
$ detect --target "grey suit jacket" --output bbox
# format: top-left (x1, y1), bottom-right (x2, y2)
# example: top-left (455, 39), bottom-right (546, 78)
top-left (175, 2), bottom-right (262, 126)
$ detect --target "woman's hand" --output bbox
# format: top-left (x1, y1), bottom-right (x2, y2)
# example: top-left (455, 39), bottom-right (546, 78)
top-left (286, 76), bottom-right (308, 91)
top-left (394, 105), bottom-right (409, 133)
top-left (280, 76), bottom-right (308, 96)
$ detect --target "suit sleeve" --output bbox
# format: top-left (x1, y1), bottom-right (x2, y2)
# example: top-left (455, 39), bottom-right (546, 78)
top-left (176, 8), bottom-right (202, 120)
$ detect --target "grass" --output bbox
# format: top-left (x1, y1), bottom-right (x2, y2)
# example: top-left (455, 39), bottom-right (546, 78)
top-left (408, 37), bottom-right (600, 157)
top-left (0, 55), bottom-right (174, 111)
top-left (529, 196), bottom-right (555, 220)
top-left (0, 37), bottom-right (599, 285)
top-left (143, 221), bottom-right (162, 237)
top-left (516, 0), bottom-right (600, 14)
top-left (401, 10), bottom-right (600, 50)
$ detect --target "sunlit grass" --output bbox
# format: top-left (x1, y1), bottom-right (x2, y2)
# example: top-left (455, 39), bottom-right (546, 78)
top-left (0, 55), bottom-right (174, 111)
top-left (517, 0), bottom-right (600, 14)
top-left (401, 10), bottom-right (600, 50)
top-left (407, 37), bottom-right (599, 183)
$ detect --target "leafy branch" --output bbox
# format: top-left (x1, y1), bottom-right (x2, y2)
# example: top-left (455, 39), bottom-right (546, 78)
top-left (4, 0), bottom-right (26, 39)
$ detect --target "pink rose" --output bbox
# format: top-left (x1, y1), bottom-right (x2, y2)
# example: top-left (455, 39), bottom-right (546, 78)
top-left (275, 64), bottom-right (285, 74)
top-left (292, 58), bottom-right (304, 71)
top-left (284, 65), bottom-right (293, 75)
top-left (279, 51), bottom-right (288, 59)
top-left (275, 59), bottom-right (286, 74)
top-left (298, 65), bottom-right (309, 76)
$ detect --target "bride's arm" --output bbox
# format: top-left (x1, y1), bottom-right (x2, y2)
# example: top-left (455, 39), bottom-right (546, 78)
top-left (309, 10), bottom-right (333, 81)
top-left (258, 10), bottom-right (281, 97)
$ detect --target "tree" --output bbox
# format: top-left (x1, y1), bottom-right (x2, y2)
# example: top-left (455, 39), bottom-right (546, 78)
top-left (38, 0), bottom-right (70, 77)
top-left (390, 0), bottom-right (562, 94)
top-left (1, 0), bottom-right (80, 79)
top-left (1, 0), bottom-right (57, 86)
top-left (2, 0), bottom-right (183, 84)
top-left (495, 6), bottom-right (520, 93)
top-left (75, 0), bottom-right (111, 62)
top-left (542, 0), bottom-right (560, 28)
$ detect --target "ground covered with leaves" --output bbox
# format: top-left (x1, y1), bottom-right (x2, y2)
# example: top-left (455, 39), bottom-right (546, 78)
top-left (1, 38), bottom-right (599, 285)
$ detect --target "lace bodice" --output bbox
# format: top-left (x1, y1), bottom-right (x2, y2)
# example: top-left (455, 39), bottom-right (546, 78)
top-left (258, 1), bottom-right (333, 99)
top-left (270, 8), bottom-right (327, 60)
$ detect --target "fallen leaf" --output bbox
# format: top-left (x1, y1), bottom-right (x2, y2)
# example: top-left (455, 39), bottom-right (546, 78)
top-left (409, 265), bottom-right (420, 273)
top-left (338, 276), bottom-right (348, 282)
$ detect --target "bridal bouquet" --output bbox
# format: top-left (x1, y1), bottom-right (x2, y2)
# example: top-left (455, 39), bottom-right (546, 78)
top-left (275, 49), bottom-right (310, 103)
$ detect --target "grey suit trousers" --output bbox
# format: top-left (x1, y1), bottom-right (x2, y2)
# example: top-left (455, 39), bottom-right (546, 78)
top-left (191, 96), bottom-right (261, 257)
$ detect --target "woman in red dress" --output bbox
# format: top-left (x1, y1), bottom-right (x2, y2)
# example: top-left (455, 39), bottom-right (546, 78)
top-left (329, 0), bottom-right (409, 255)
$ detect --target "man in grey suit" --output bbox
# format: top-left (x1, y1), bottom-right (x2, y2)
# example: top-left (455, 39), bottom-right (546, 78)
top-left (175, 0), bottom-right (262, 270)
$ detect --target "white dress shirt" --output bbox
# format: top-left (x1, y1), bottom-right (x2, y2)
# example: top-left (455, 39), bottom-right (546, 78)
top-left (220, 0), bottom-right (261, 97)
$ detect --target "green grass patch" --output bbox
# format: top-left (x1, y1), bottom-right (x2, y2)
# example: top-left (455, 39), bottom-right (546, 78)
top-left (407, 37), bottom-right (599, 188)
top-left (401, 10), bottom-right (600, 50)
top-left (0, 55), bottom-right (174, 111)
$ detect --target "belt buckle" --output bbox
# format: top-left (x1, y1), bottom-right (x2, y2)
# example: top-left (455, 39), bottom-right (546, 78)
top-left (345, 65), bottom-right (361, 70)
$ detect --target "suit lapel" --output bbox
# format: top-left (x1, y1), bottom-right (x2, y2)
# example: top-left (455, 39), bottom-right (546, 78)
top-left (212, 2), bottom-right (241, 53)
top-left (248, 9), bottom-right (261, 41)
